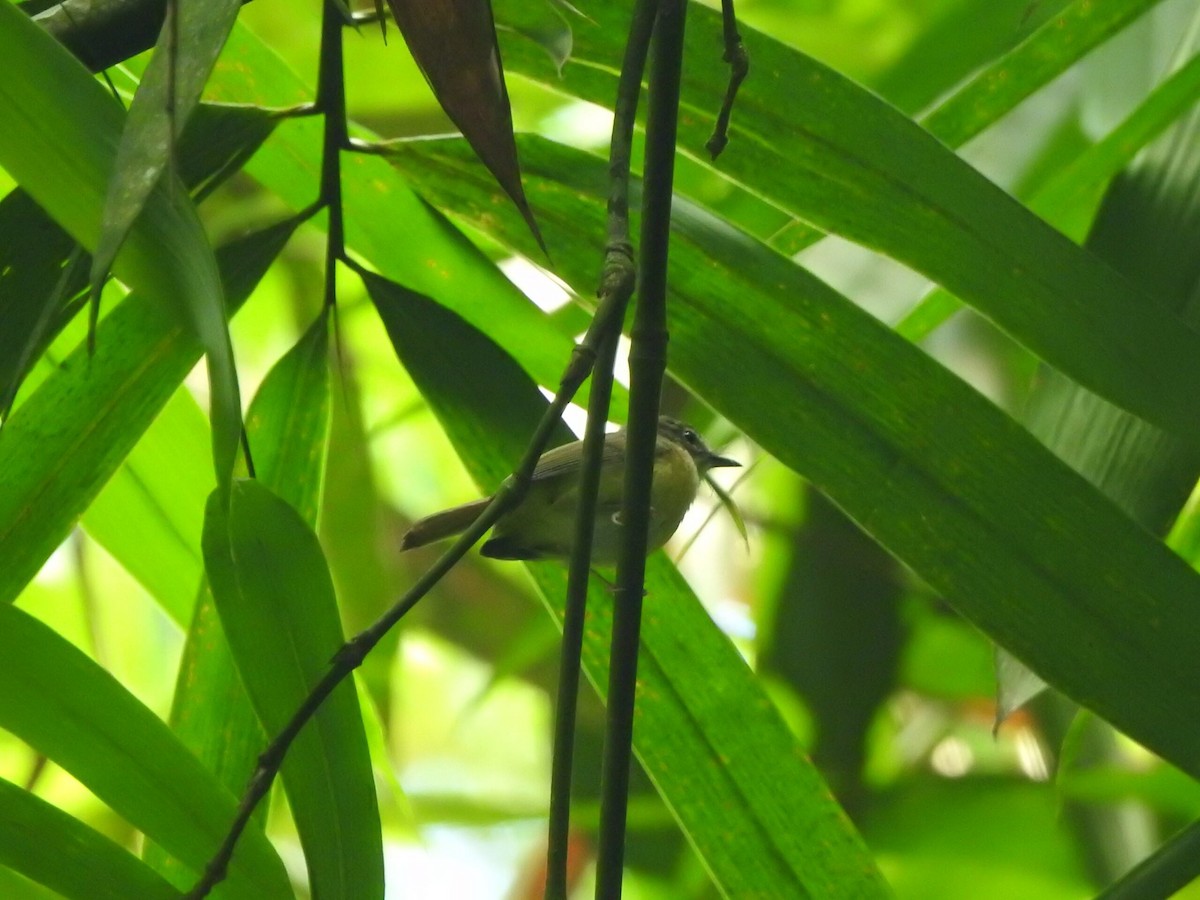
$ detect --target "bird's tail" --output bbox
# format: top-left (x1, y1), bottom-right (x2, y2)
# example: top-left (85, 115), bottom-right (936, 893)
top-left (400, 497), bottom-right (492, 550)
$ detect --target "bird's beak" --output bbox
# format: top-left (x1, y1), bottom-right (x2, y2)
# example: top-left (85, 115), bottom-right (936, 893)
top-left (706, 453), bottom-right (741, 469)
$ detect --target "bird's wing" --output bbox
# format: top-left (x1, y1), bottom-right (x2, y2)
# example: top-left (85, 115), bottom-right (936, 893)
top-left (530, 435), bottom-right (625, 505)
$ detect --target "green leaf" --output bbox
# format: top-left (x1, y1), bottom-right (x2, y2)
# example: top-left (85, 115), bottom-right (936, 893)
top-left (203, 478), bottom-right (383, 900)
top-left (997, 15), bottom-right (1200, 719)
top-left (497, 0), bottom-right (574, 76)
top-left (65, 103), bottom-right (276, 623)
top-left (244, 311), bottom-right (332, 522)
top-left (0, 101), bottom-right (275, 421)
top-left (0, 0), bottom-right (242, 488)
top-left (81, 389), bottom-right (212, 626)
top-left (149, 586), bottom-right (265, 893)
top-left (152, 312), bottom-right (335, 886)
top-left (386, 133), bottom-right (1200, 778)
top-left (0, 217), bottom-right (300, 607)
top-left (90, 0), bottom-right (243, 293)
top-left (665, 205), bottom-right (1200, 781)
top-left (370, 271), bottom-right (888, 897)
top-left (0, 864), bottom-right (61, 900)
top-left (865, 779), bottom-right (1091, 897)
top-left (0, 601), bottom-right (290, 897)
top-left (897, 46), bottom-right (1200, 342)
top-left (496, 0), bottom-right (1200, 437)
top-left (502, 0), bottom-right (1168, 246)
top-left (203, 25), bottom-right (627, 418)
top-left (0, 776), bottom-right (177, 900)
top-left (869, 0), bottom-right (1071, 115)
top-left (919, 0), bottom-right (1169, 147)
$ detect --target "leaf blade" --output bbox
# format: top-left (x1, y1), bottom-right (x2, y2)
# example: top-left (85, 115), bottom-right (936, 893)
top-left (0, 602), bottom-right (291, 897)
top-left (388, 133), bottom-right (1200, 777)
top-left (370, 271), bottom-right (888, 897)
top-left (0, 0), bottom-right (243, 487)
top-left (203, 477), bottom-right (384, 900)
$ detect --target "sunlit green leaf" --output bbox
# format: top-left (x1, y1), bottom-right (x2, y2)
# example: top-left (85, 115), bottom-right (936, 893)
top-left (203, 477), bottom-right (383, 899)
top-left (0, 776), bottom-right (177, 900)
top-left (0, 1), bottom-right (241, 488)
top-left (0, 218), bottom-right (300, 607)
top-left (0, 602), bottom-right (290, 896)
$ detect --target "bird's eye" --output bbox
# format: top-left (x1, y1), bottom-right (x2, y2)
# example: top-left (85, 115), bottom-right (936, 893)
top-left (683, 429), bottom-right (699, 445)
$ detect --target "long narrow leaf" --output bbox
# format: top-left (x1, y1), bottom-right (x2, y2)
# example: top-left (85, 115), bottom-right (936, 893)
top-left (386, 134), bottom-right (1200, 777)
top-left (897, 46), bottom-right (1200, 342)
top-left (0, 601), bottom-right (290, 897)
top-left (0, 218), bottom-right (300, 607)
top-left (204, 476), bottom-right (384, 900)
top-left (0, 776), bottom-right (177, 900)
top-left (81, 390), bottom-right (213, 626)
top-left (920, 0), bottom-right (1169, 146)
top-left (497, 0), bottom-right (1200, 437)
top-left (0, 1), bottom-right (241, 486)
top-left (160, 313), bottom-right (337, 853)
top-left (369, 271), bottom-right (888, 897)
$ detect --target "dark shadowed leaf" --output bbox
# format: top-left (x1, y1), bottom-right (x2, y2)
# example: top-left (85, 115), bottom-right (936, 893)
top-left (386, 0), bottom-right (544, 251)
top-left (0, 190), bottom-right (87, 419)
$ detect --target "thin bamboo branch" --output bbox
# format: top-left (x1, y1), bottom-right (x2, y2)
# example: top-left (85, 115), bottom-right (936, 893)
top-left (544, 3), bottom-right (659, 894)
top-left (596, 0), bottom-right (688, 895)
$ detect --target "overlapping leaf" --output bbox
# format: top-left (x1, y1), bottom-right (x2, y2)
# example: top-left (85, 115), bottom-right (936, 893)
top-left (367, 270), bottom-right (888, 897)
top-left (0, 1), bottom-right (241, 487)
top-left (203, 477), bottom-right (384, 900)
top-left (383, 133), bottom-right (1200, 777)
top-left (207, 25), bottom-right (624, 417)
top-left (151, 313), bottom-right (339, 886)
top-left (0, 602), bottom-right (291, 897)
top-left (497, 0), bottom-right (1200, 438)
top-left (0, 218), bottom-right (299, 607)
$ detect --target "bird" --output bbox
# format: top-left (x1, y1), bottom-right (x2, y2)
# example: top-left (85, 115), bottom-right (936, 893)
top-left (399, 417), bottom-right (739, 564)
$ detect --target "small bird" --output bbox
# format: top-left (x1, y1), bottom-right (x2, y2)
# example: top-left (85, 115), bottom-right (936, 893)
top-left (400, 417), bottom-right (739, 564)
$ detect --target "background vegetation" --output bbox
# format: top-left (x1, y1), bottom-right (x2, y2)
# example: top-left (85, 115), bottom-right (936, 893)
top-left (3, 0), bottom-right (1200, 896)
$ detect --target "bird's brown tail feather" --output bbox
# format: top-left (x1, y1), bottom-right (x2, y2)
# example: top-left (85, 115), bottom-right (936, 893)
top-left (400, 497), bottom-right (492, 550)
